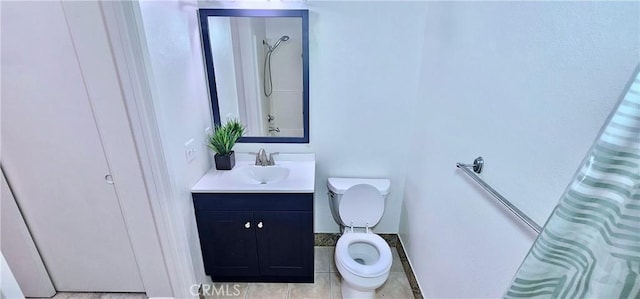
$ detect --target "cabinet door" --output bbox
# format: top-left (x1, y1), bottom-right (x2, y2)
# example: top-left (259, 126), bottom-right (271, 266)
top-left (196, 211), bottom-right (259, 278)
top-left (255, 211), bottom-right (313, 280)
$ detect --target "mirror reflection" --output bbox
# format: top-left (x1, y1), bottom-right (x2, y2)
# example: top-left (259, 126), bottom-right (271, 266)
top-left (200, 10), bottom-right (309, 142)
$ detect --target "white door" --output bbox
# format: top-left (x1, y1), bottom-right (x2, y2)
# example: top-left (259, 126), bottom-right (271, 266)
top-left (1, 1), bottom-right (144, 292)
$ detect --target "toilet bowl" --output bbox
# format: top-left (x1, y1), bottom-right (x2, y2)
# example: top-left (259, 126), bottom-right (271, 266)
top-left (327, 178), bottom-right (392, 299)
top-left (335, 231), bottom-right (392, 298)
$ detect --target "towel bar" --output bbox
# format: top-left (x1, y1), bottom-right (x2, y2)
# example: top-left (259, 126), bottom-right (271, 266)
top-left (456, 157), bottom-right (541, 234)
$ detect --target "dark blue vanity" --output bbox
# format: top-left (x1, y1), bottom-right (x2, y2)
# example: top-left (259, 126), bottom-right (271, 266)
top-left (192, 193), bottom-right (314, 283)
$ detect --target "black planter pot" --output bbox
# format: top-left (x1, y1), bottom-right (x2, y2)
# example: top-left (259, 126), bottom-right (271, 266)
top-left (214, 151), bottom-right (235, 170)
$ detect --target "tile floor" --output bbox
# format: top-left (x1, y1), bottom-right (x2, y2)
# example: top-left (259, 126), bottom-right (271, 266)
top-left (45, 247), bottom-right (415, 299)
top-left (204, 246), bottom-right (414, 299)
top-left (48, 294), bottom-right (146, 299)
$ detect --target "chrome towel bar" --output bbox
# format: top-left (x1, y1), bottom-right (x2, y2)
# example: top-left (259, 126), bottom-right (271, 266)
top-left (456, 157), bottom-right (541, 234)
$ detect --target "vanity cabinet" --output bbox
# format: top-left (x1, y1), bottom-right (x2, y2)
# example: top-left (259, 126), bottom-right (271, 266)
top-left (193, 193), bottom-right (313, 283)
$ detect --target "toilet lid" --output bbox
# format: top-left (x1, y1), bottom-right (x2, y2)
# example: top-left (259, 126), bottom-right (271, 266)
top-left (339, 184), bottom-right (384, 227)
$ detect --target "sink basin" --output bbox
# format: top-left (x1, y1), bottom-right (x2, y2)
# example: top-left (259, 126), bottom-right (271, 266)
top-left (191, 153), bottom-right (315, 193)
top-left (239, 166), bottom-right (290, 184)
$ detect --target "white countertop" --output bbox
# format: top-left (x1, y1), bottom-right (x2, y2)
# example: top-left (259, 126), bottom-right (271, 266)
top-left (191, 153), bottom-right (316, 193)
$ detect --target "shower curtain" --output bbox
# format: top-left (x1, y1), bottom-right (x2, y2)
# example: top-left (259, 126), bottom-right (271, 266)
top-left (506, 68), bottom-right (640, 299)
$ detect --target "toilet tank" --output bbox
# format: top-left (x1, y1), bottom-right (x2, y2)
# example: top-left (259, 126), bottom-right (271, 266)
top-left (327, 178), bottom-right (391, 227)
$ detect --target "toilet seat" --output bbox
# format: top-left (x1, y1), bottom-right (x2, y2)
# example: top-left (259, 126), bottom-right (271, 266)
top-left (335, 232), bottom-right (392, 278)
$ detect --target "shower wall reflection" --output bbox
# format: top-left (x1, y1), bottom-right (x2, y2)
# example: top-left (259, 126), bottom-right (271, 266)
top-left (208, 17), bottom-right (303, 137)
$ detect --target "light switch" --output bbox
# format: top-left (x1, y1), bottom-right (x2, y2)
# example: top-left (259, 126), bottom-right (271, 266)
top-left (185, 139), bottom-right (196, 163)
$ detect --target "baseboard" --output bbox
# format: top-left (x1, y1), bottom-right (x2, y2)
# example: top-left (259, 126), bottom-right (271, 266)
top-left (314, 233), bottom-right (398, 247)
top-left (397, 234), bottom-right (424, 299)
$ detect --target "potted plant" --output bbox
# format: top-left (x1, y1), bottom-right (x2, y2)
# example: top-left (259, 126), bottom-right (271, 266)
top-left (207, 119), bottom-right (245, 170)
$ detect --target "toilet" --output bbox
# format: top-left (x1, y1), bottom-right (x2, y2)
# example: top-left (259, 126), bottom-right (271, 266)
top-left (328, 178), bottom-right (392, 299)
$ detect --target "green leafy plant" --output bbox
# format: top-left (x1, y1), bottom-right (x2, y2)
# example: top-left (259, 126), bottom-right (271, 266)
top-left (207, 119), bottom-right (245, 156)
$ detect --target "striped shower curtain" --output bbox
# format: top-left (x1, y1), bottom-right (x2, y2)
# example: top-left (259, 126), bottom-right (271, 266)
top-left (506, 68), bottom-right (640, 299)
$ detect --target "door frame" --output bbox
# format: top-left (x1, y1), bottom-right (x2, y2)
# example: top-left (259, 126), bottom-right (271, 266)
top-left (98, 1), bottom-right (197, 297)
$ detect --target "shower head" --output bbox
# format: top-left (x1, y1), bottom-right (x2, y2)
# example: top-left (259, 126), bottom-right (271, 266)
top-left (272, 35), bottom-right (290, 51)
top-left (265, 35), bottom-right (290, 52)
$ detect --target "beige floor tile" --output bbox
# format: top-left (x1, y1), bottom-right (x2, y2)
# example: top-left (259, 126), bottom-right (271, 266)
top-left (51, 293), bottom-right (145, 299)
top-left (288, 273), bottom-right (330, 299)
top-left (314, 246), bottom-right (336, 273)
top-left (329, 272), bottom-right (343, 299)
top-left (47, 293), bottom-right (147, 299)
top-left (204, 283), bottom-right (249, 299)
top-left (375, 272), bottom-right (414, 299)
top-left (53, 292), bottom-right (100, 299)
top-left (99, 294), bottom-right (147, 299)
top-left (52, 293), bottom-right (102, 299)
top-left (329, 247), bottom-right (337, 273)
top-left (390, 248), bottom-right (404, 273)
top-left (245, 283), bottom-right (288, 299)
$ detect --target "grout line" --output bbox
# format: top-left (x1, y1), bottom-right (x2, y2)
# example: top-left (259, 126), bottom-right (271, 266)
top-left (329, 272), bottom-right (333, 299)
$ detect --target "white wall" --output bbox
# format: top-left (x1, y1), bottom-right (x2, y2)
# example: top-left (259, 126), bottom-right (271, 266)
top-left (399, 2), bottom-right (640, 298)
top-left (1, 170), bottom-right (55, 297)
top-left (1, 253), bottom-right (25, 299)
top-left (136, 0), bottom-right (214, 285)
top-left (230, 1), bottom-right (429, 233)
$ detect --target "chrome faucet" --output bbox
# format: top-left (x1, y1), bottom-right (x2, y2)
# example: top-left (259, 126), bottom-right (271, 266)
top-left (250, 149), bottom-right (279, 166)
top-left (254, 149), bottom-right (269, 166)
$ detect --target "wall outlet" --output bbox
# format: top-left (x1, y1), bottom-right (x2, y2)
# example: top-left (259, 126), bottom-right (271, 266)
top-left (184, 139), bottom-right (196, 163)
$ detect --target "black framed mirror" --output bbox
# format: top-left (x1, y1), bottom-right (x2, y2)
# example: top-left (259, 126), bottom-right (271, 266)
top-left (199, 9), bottom-right (309, 143)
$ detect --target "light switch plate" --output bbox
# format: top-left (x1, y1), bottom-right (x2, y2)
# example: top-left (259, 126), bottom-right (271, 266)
top-left (185, 139), bottom-right (196, 163)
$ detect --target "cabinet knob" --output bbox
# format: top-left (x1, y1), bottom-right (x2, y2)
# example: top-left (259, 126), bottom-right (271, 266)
top-left (245, 222), bottom-right (251, 229)
top-left (257, 222), bottom-right (263, 229)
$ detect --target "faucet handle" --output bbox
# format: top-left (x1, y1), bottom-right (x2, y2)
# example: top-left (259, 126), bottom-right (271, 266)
top-left (268, 152), bottom-right (279, 166)
top-left (249, 150), bottom-right (268, 166)
top-left (255, 149), bottom-right (268, 166)
top-left (248, 152), bottom-right (259, 164)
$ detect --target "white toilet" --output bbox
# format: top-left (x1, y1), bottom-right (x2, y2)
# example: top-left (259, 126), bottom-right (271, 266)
top-left (327, 178), bottom-right (393, 299)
